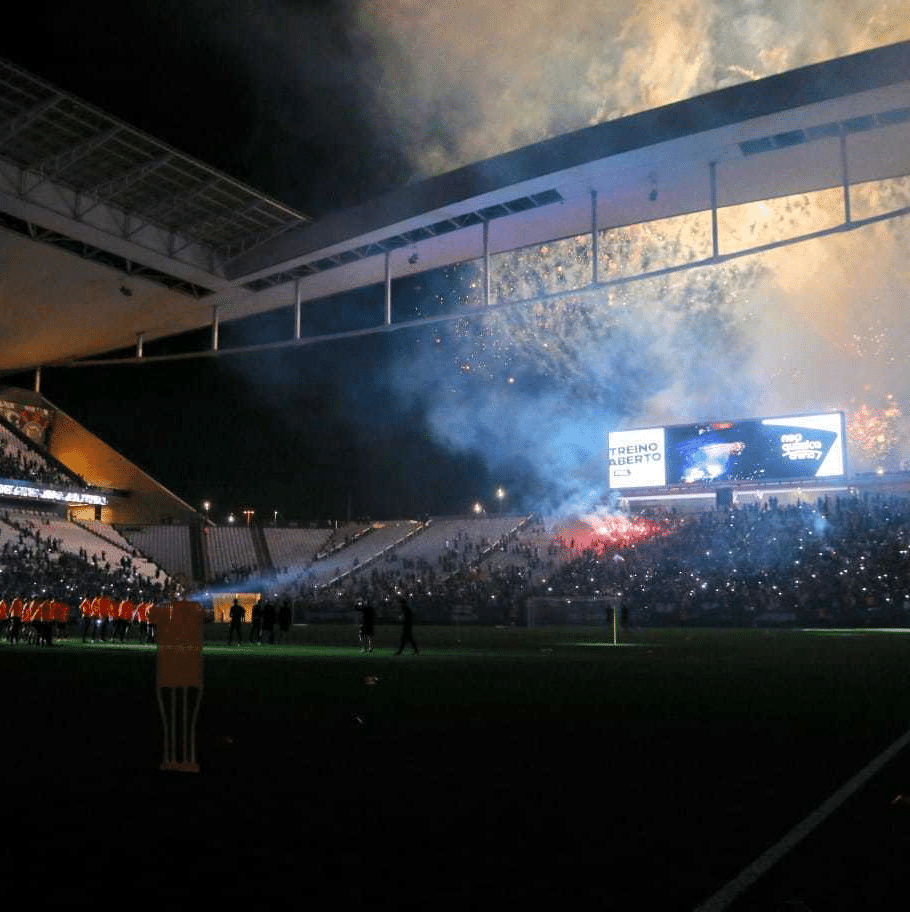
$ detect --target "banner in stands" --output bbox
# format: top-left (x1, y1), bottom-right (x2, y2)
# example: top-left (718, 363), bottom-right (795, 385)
top-left (0, 400), bottom-right (54, 446)
top-left (0, 478), bottom-right (107, 505)
top-left (609, 413), bottom-right (846, 488)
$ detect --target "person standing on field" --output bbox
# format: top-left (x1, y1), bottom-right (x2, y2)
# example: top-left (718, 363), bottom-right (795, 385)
top-left (394, 596), bottom-right (418, 656)
top-left (249, 599), bottom-right (262, 644)
top-left (357, 599), bottom-right (375, 653)
top-left (228, 598), bottom-right (245, 645)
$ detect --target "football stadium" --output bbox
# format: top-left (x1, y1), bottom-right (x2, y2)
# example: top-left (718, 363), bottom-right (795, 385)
top-left (2, 16), bottom-right (910, 909)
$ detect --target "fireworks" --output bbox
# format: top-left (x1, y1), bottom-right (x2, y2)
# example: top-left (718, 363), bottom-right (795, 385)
top-left (375, 8), bottom-right (910, 512)
top-left (848, 396), bottom-right (905, 470)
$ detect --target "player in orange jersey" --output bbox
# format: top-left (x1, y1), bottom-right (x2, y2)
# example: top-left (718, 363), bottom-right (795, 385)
top-left (53, 601), bottom-right (69, 641)
top-left (116, 599), bottom-right (134, 642)
top-left (99, 595), bottom-right (116, 642)
top-left (90, 596), bottom-right (103, 642)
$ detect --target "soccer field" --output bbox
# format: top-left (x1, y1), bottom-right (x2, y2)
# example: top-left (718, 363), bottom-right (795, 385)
top-left (4, 626), bottom-right (910, 907)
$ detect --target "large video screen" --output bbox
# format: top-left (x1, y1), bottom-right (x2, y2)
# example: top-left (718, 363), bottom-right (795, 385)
top-left (609, 413), bottom-right (845, 489)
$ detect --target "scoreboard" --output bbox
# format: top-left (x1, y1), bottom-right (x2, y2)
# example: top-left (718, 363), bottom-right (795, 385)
top-left (608, 412), bottom-right (846, 489)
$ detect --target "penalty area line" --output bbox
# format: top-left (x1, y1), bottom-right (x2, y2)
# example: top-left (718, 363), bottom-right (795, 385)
top-left (692, 723), bottom-right (910, 912)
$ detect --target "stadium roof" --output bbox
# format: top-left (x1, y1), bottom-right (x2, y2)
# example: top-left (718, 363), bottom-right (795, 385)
top-left (0, 39), bottom-right (908, 373)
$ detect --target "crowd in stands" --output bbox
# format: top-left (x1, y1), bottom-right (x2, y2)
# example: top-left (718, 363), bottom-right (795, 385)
top-left (0, 432), bottom-right (73, 488)
top-left (0, 511), bottom-right (177, 645)
top-left (4, 492), bottom-right (910, 635)
top-left (598, 494), bottom-right (910, 627)
top-left (288, 494), bottom-right (910, 628)
top-left (212, 563), bottom-right (260, 586)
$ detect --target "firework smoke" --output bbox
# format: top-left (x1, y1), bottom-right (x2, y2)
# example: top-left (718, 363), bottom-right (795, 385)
top-left (210, 1), bottom-right (910, 516)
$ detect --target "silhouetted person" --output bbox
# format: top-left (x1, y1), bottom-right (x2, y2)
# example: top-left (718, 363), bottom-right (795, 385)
top-left (250, 599), bottom-right (263, 644)
top-left (228, 598), bottom-right (245, 644)
top-left (394, 596), bottom-right (418, 655)
top-left (356, 599), bottom-right (375, 653)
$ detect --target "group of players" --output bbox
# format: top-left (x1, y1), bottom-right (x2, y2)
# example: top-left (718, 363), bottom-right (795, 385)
top-left (78, 596), bottom-right (157, 644)
top-left (0, 595), bottom-right (159, 646)
top-left (0, 596), bottom-right (70, 646)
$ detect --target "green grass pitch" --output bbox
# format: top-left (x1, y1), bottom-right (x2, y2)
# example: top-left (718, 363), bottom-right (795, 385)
top-left (4, 625), bottom-right (910, 906)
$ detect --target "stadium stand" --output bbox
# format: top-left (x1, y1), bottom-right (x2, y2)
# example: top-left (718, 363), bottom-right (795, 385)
top-left (119, 524), bottom-right (194, 582)
top-left (482, 518), bottom-right (564, 582)
top-left (262, 526), bottom-right (335, 574)
top-left (265, 493), bottom-right (910, 629)
top-left (382, 515), bottom-right (530, 574)
top-left (289, 520), bottom-right (421, 591)
top-left (0, 509), bottom-right (175, 627)
top-left (204, 525), bottom-right (261, 583)
top-left (3, 511), bottom-right (164, 582)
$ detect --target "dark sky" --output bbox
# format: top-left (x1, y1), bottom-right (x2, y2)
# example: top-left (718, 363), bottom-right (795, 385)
top-left (0, 1), bottom-right (413, 215)
top-left (0, 2), bottom-right (507, 522)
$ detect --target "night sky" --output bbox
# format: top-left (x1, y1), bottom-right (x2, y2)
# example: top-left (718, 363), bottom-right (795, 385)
top-left (1, 2), bottom-right (908, 522)
top-left (0, 2), bottom-right (494, 521)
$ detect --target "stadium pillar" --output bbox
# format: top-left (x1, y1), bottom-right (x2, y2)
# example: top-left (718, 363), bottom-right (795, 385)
top-left (590, 190), bottom-right (599, 285)
top-left (136, 331), bottom-right (144, 358)
top-left (384, 252), bottom-right (392, 325)
top-left (483, 220), bottom-right (490, 307)
top-left (34, 366), bottom-right (41, 393)
top-left (211, 305), bottom-right (219, 351)
top-left (709, 162), bottom-right (719, 259)
top-left (294, 279), bottom-right (302, 339)
top-left (840, 133), bottom-right (852, 225)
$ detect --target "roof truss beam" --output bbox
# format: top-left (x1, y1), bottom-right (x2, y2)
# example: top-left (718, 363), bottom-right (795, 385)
top-left (0, 93), bottom-right (61, 145)
top-left (126, 175), bottom-right (221, 237)
top-left (75, 152), bottom-right (174, 219)
top-left (24, 124), bottom-right (123, 195)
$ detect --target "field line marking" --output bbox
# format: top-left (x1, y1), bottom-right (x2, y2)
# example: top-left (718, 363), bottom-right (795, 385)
top-left (693, 724), bottom-right (910, 912)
